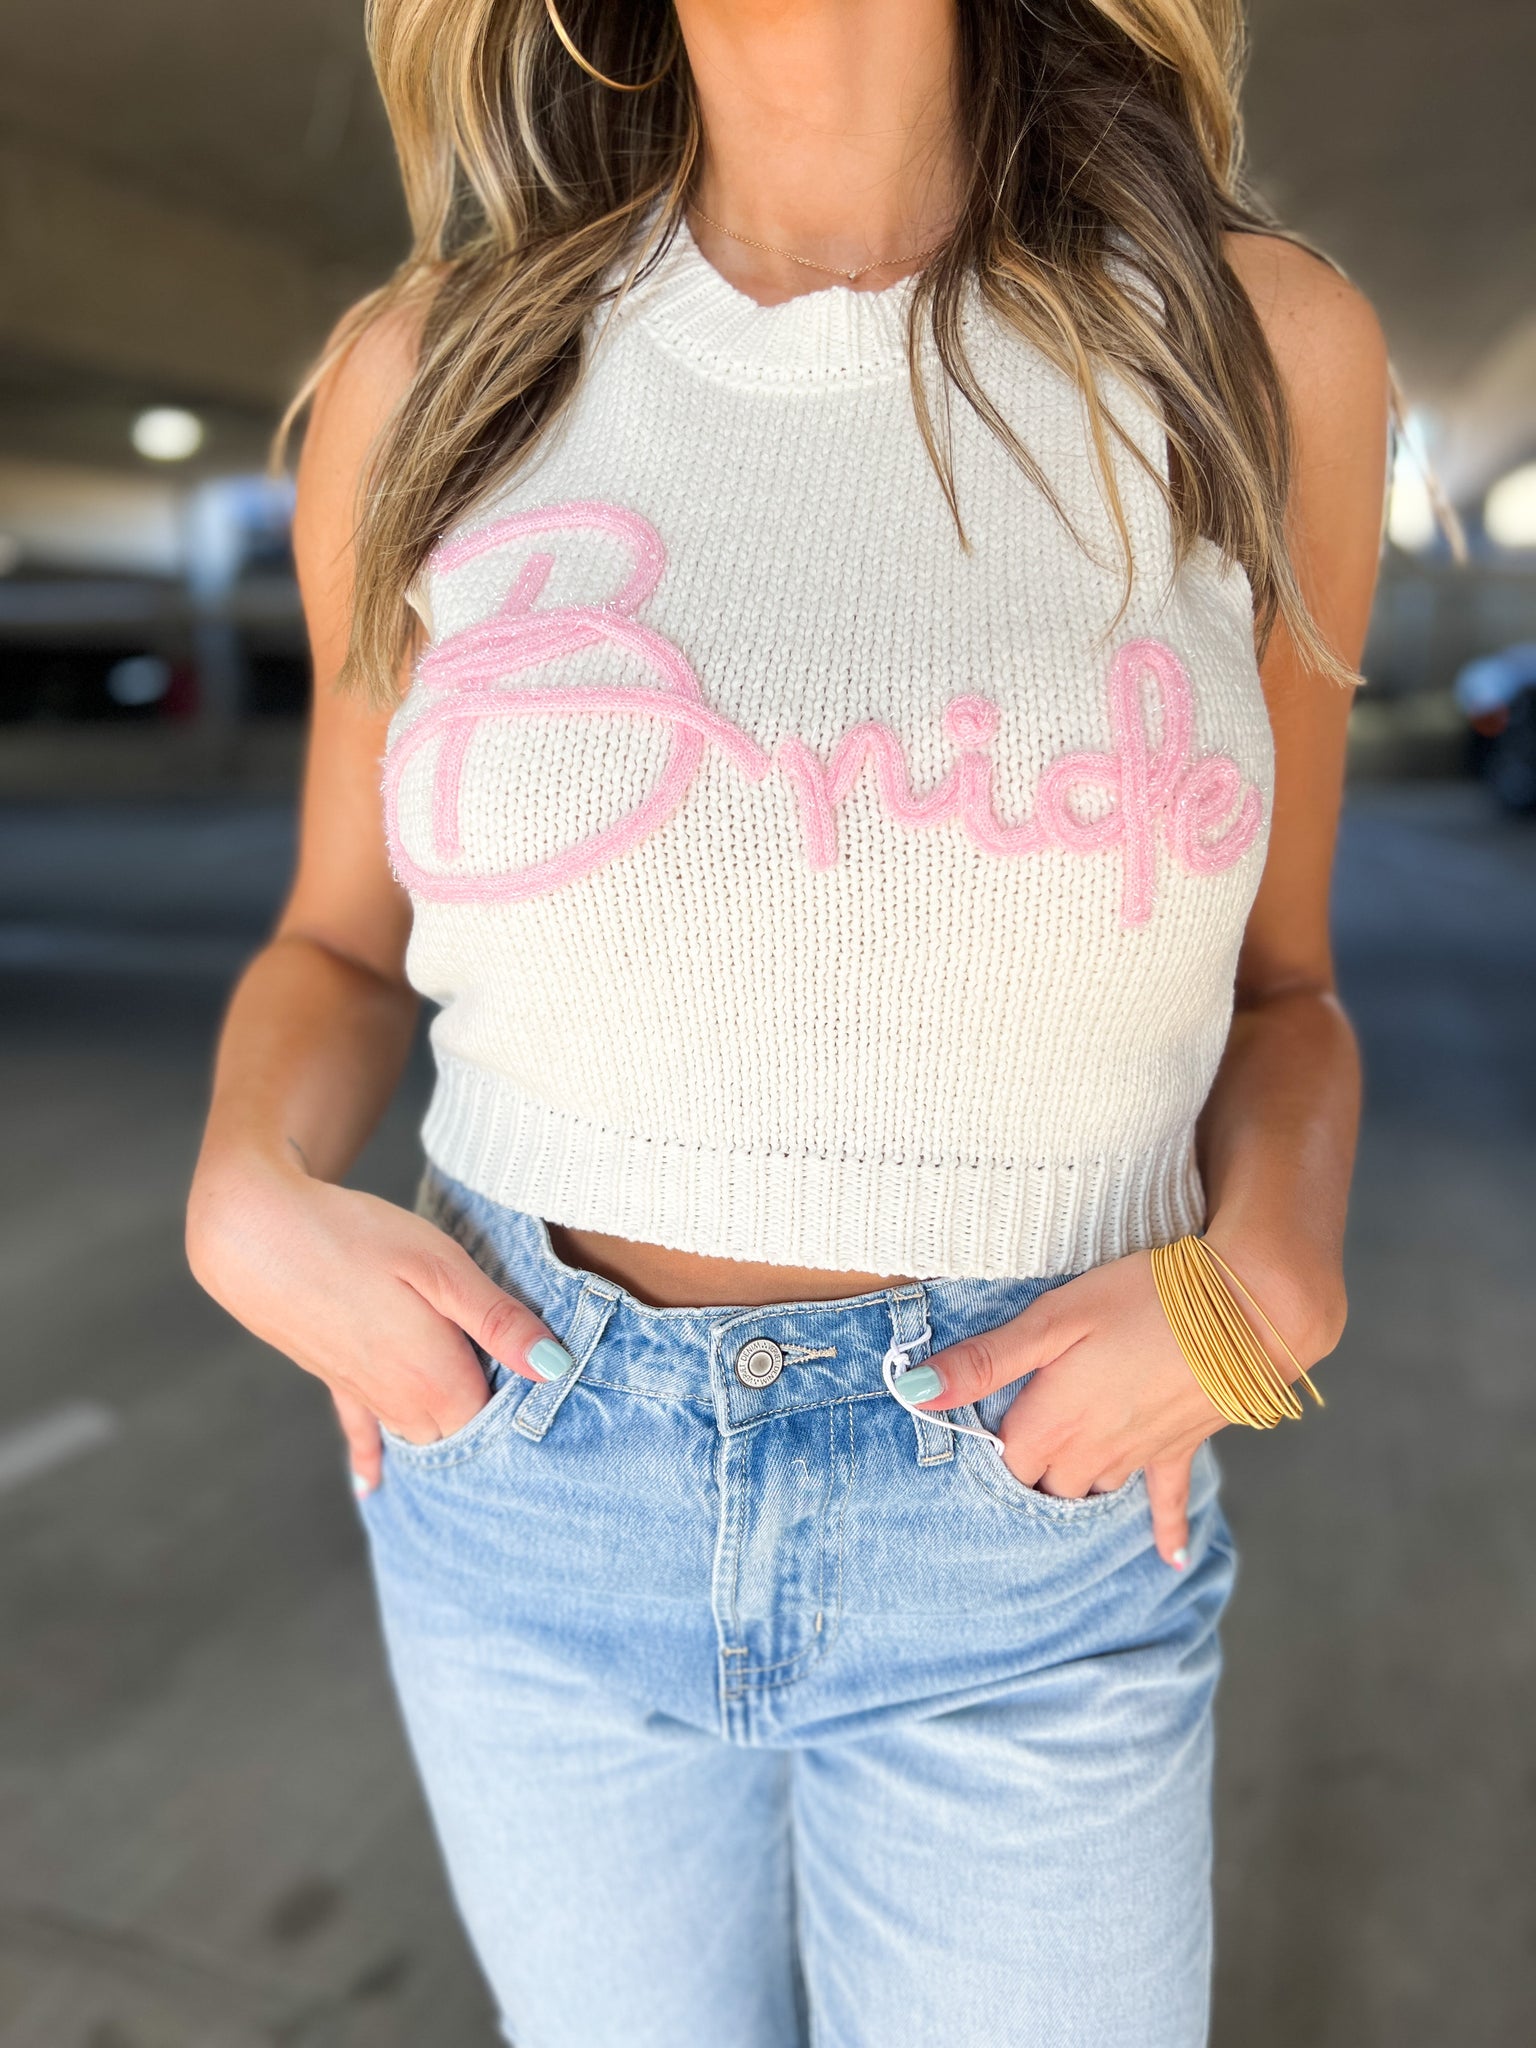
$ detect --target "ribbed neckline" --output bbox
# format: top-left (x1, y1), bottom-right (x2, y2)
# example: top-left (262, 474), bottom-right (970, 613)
top-left (619, 218), bottom-right (921, 387)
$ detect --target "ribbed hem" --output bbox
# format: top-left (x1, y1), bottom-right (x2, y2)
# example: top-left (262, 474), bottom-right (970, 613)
top-left (421, 1055), bottom-right (1207, 1281)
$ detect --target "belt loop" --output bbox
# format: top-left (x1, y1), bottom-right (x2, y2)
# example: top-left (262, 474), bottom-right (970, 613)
top-left (514, 1278), bottom-right (619, 1442)
top-left (888, 1289), bottom-right (953, 1467)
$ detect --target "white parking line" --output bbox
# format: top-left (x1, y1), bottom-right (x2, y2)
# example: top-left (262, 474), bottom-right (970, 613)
top-left (0, 1402), bottom-right (120, 1497)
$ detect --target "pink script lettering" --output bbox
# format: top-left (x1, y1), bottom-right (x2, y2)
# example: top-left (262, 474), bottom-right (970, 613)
top-left (383, 500), bottom-right (1264, 926)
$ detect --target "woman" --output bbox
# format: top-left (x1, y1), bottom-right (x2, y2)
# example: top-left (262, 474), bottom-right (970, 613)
top-left (188, 2), bottom-right (1388, 2042)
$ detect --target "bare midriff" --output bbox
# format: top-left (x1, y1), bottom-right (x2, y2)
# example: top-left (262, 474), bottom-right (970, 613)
top-left (545, 1222), bottom-right (918, 1310)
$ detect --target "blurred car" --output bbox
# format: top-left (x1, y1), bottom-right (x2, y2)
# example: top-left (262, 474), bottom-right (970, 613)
top-left (1453, 643), bottom-right (1536, 816)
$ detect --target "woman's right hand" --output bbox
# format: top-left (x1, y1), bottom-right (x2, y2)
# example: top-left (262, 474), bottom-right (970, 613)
top-left (187, 1164), bottom-right (571, 1493)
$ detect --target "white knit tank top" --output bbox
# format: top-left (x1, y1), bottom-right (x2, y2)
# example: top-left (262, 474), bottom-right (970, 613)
top-left (383, 224), bottom-right (1273, 1279)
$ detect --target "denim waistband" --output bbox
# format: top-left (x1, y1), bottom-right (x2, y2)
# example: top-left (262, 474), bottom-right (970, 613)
top-left (420, 1166), bottom-right (1078, 1433)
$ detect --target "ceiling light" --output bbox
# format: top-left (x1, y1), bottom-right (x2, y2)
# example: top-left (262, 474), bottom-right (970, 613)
top-left (131, 407), bottom-right (205, 462)
top-left (1484, 462), bottom-right (1536, 550)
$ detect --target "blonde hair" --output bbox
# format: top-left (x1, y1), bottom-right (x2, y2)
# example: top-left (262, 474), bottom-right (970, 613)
top-left (290, 0), bottom-right (1376, 701)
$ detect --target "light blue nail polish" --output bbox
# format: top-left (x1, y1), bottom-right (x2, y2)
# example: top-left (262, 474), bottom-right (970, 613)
top-left (528, 1338), bottom-right (575, 1381)
top-left (1170, 1545), bottom-right (1189, 1571)
top-left (890, 1365), bottom-right (943, 1407)
top-left (350, 1470), bottom-right (375, 1498)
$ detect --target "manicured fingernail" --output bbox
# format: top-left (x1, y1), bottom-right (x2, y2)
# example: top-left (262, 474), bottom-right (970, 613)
top-left (1170, 1545), bottom-right (1189, 1571)
top-left (351, 1470), bottom-right (375, 1498)
top-left (890, 1365), bottom-right (943, 1407)
top-left (528, 1338), bottom-right (575, 1381)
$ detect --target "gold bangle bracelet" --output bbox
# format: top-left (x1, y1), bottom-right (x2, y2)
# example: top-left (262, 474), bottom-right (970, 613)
top-left (1149, 1234), bottom-right (1325, 1429)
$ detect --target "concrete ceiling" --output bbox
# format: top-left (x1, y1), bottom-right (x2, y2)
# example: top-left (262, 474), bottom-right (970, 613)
top-left (0, 1), bottom-right (1530, 491)
top-left (1242, 0), bottom-right (1536, 494)
top-left (0, 1), bottom-right (402, 270)
top-left (1245, 0), bottom-right (1535, 393)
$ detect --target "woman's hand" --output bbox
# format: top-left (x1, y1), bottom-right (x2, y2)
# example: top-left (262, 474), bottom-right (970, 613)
top-left (905, 1231), bottom-right (1341, 1567)
top-left (187, 1163), bottom-right (571, 1494)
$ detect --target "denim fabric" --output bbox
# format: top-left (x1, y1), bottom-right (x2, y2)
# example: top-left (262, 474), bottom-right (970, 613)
top-left (355, 1167), bottom-right (1238, 2048)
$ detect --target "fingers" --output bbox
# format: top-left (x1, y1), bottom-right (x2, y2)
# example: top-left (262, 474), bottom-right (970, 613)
top-left (995, 1412), bottom-right (1101, 1500)
top-left (993, 1403), bottom-right (1135, 1503)
top-left (331, 1384), bottom-right (383, 1497)
top-left (411, 1239), bottom-right (574, 1385)
top-left (1145, 1450), bottom-right (1194, 1570)
top-left (900, 1290), bottom-right (1073, 1411)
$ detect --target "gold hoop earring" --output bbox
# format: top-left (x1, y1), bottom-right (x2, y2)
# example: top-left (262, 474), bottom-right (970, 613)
top-left (544, 0), bottom-right (675, 93)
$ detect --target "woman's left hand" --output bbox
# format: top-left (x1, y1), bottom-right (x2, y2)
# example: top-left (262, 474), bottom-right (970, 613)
top-left (907, 1234), bottom-right (1336, 1569)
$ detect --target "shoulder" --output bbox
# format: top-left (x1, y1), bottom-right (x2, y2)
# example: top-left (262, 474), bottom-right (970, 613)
top-left (289, 278), bottom-right (444, 633)
top-left (1221, 230), bottom-right (1388, 425)
top-left (290, 278), bottom-right (443, 638)
top-left (293, 279), bottom-right (440, 545)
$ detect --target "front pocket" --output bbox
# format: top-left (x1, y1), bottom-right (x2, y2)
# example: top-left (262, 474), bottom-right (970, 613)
top-left (955, 1403), bottom-right (1148, 1521)
top-left (378, 1354), bottom-right (531, 1470)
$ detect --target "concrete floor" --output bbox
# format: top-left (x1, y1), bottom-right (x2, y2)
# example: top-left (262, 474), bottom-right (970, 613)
top-left (0, 780), bottom-right (1531, 2047)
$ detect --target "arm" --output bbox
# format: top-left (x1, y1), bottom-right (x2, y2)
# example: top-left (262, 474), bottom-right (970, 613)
top-left (901, 239), bottom-right (1390, 1565)
top-left (1195, 234), bottom-right (1389, 1360)
top-left (186, 302), bottom-right (567, 1490)
top-left (199, 307), bottom-right (420, 1198)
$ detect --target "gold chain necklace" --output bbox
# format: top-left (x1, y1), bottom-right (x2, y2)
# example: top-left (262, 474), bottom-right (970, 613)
top-left (688, 204), bottom-right (948, 285)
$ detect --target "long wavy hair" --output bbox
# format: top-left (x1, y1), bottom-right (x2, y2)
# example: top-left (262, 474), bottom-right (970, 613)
top-left (294, 0), bottom-right (1374, 701)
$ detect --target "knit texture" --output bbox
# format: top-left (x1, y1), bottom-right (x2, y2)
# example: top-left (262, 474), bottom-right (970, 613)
top-left (384, 224), bottom-right (1274, 1278)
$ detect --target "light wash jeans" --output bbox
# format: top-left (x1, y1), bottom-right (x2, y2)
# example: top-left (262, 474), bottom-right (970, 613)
top-left (355, 1166), bottom-right (1237, 2048)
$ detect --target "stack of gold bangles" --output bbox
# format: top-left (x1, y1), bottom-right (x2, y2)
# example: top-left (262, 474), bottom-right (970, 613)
top-left (1150, 1233), bottom-right (1325, 1428)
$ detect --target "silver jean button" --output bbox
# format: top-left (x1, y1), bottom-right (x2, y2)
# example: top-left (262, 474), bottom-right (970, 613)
top-left (734, 1337), bottom-right (785, 1389)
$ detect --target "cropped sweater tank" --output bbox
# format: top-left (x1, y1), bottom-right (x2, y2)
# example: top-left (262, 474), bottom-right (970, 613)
top-left (383, 224), bottom-right (1274, 1280)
